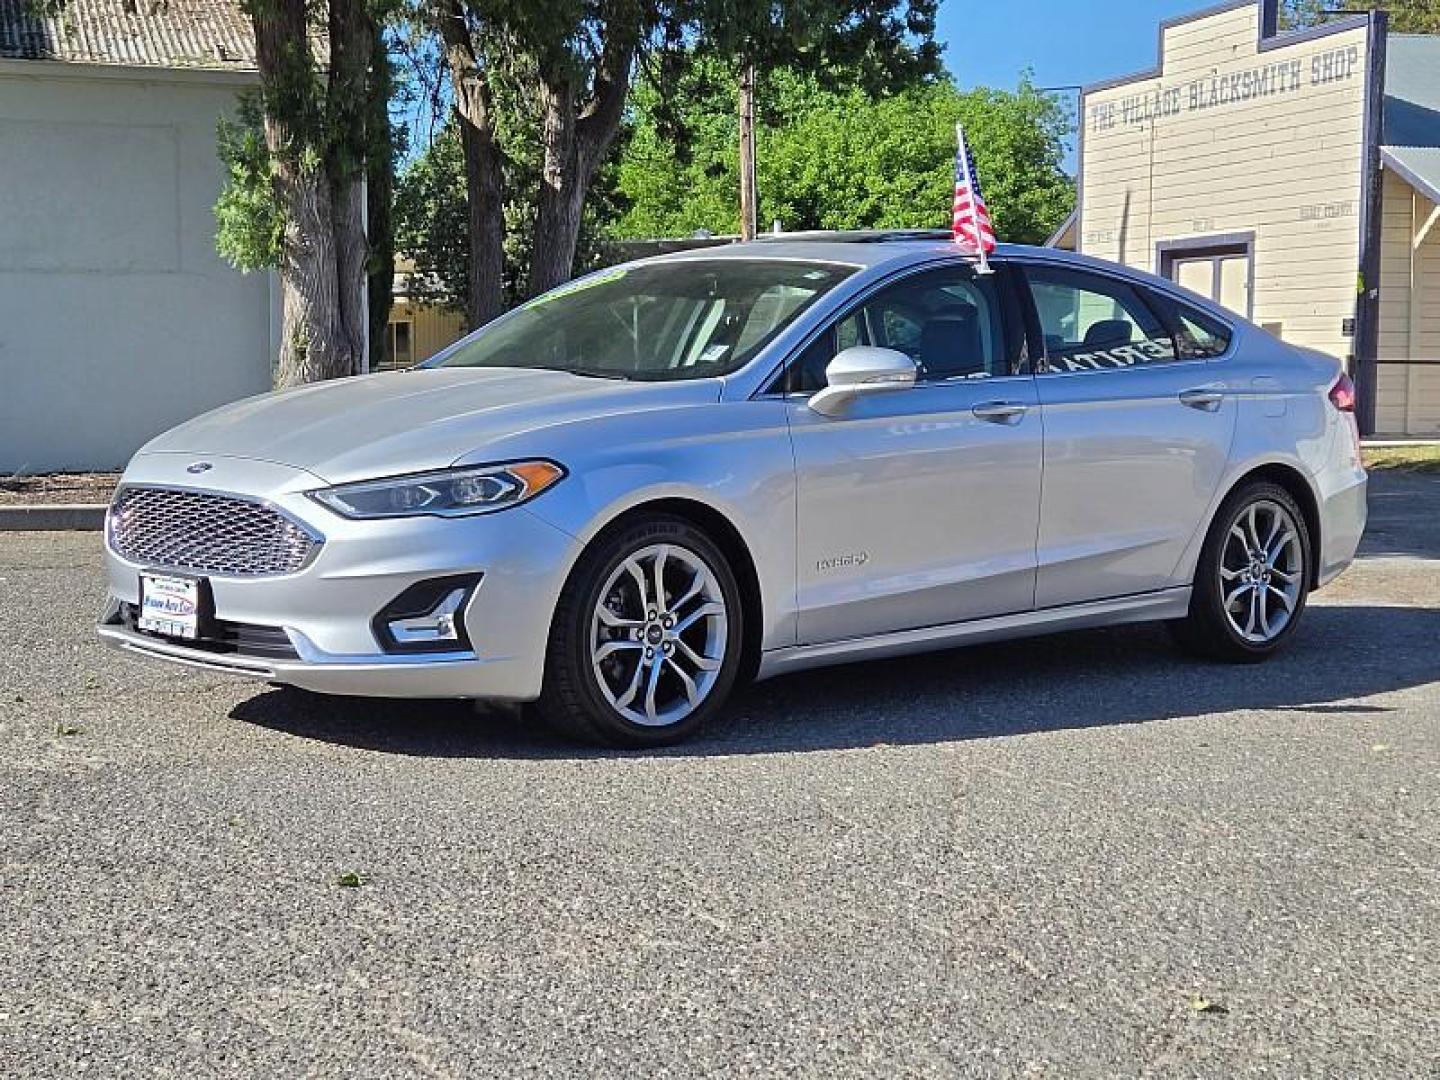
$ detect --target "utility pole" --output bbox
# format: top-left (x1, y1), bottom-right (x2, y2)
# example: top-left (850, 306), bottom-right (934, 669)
top-left (738, 61), bottom-right (758, 241)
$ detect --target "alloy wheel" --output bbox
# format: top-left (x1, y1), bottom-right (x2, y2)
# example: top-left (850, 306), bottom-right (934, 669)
top-left (588, 543), bottom-right (729, 727)
top-left (1219, 499), bottom-right (1304, 644)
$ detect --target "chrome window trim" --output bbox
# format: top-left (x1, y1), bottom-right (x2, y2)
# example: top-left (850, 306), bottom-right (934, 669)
top-left (106, 483), bottom-right (326, 579)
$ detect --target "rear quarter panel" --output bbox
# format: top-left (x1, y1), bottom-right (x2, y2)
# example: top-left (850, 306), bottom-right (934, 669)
top-left (1171, 330), bottom-right (1364, 587)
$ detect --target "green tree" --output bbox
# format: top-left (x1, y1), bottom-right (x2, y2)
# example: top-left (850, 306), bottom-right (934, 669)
top-left (1283, 0), bottom-right (1440, 32)
top-left (610, 67), bottom-right (1075, 246)
top-left (213, 0), bottom-right (399, 386)
top-left (393, 116), bottom-right (621, 316)
top-left (422, 0), bottom-right (939, 328)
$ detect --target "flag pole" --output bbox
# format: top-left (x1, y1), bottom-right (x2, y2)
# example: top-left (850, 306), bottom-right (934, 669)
top-left (957, 122), bottom-right (993, 275)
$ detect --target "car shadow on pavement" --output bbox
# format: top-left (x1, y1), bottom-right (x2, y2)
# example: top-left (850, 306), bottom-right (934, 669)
top-left (1361, 471), bottom-right (1440, 561)
top-left (230, 603), bottom-right (1440, 759)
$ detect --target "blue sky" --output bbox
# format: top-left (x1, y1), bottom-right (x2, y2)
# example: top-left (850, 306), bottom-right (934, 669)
top-left (936, 0), bottom-right (1206, 92)
top-left (935, 0), bottom-right (1210, 168)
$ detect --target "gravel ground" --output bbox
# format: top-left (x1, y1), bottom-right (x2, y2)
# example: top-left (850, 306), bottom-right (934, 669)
top-left (0, 473), bottom-right (119, 506)
top-left (0, 473), bottom-right (1436, 1077)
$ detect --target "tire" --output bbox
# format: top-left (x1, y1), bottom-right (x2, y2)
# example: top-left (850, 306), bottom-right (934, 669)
top-left (1171, 481), bottom-right (1311, 663)
top-left (537, 514), bottom-right (745, 748)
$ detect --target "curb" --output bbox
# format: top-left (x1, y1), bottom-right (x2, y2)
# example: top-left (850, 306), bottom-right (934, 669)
top-left (0, 504), bottom-right (107, 531)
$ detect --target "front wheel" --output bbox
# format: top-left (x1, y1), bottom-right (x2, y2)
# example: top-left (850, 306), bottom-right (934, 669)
top-left (537, 515), bottom-right (744, 748)
top-left (1172, 481), bottom-right (1311, 662)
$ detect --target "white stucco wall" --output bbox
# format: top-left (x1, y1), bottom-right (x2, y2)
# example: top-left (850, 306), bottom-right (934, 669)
top-left (0, 59), bottom-right (272, 472)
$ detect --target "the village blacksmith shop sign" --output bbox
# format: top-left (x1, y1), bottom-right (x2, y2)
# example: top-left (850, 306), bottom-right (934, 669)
top-left (1089, 44), bottom-right (1361, 134)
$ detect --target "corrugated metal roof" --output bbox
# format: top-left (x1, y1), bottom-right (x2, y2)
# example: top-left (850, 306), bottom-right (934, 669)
top-left (1383, 146), bottom-right (1440, 207)
top-left (1385, 34), bottom-right (1440, 150)
top-left (0, 0), bottom-right (255, 69)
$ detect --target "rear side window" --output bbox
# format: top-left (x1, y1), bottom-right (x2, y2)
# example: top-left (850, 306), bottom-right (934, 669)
top-left (1023, 265), bottom-right (1179, 373)
top-left (1145, 290), bottom-right (1234, 360)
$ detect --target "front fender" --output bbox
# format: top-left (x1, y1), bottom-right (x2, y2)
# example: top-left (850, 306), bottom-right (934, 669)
top-left (520, 400), bottom-right (799, 652)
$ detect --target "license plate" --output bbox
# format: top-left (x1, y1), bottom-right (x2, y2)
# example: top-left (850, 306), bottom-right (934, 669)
top-left (138, 573), bottom-right (204, 640)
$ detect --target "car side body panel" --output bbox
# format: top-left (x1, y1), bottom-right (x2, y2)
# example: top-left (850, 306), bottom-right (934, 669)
top-left (1032, 360), bottom-right (1238, 608)
top-left (786, 375), bottom-right (1043, 643)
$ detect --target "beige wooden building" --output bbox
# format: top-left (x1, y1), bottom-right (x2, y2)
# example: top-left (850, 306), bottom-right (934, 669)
top-left (1052, 0), bottom-right (1440, 436)
top-left (377, 259), bottom-right (468, 369)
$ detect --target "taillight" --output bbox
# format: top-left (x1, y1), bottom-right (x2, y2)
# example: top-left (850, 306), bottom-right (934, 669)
top-left (1329, 372), bottom-right (1356, 412)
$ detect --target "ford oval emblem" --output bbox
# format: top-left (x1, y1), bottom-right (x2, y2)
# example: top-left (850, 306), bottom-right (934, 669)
top-left (186, 461), bottom-right (213, 475)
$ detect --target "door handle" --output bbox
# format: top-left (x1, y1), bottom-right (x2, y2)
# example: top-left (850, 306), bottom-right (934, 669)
top-left (1178, 387), bottom-right (1225, 412)
top-left (972, 401), bottom-right (1028, 423)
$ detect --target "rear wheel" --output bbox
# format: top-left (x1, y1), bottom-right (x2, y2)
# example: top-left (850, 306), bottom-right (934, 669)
top-left (537, 515), bottom-right (744, 747)
top-left (1172, 481), bottom-right (1311, 662)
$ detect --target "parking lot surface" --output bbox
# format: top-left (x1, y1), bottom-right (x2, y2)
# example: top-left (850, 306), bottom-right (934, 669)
top-left (1, 472), bottom-right (1437, 1077)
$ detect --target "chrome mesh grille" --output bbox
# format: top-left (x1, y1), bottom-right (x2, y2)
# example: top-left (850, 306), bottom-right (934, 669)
top-left (108, 487), bottom-right (321, 576)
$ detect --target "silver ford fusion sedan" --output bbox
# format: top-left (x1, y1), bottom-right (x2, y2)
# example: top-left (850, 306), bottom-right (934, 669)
top-left (98, 231), bottom-right (1367, 746)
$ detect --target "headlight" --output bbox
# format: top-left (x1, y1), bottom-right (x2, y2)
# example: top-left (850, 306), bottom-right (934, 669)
top-left (308, 461), bottom-right (566, 520)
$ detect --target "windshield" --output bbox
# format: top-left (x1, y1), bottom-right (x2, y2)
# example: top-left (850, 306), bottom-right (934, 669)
top-left (432, 259), bottom-right (856, 380)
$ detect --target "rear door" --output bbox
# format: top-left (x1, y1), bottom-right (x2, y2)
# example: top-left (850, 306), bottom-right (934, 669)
top-left (1017, 261), bottom-right (1238, 608)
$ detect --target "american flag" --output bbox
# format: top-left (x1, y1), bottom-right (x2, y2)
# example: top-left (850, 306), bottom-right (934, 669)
top-left (952, 124), bottom-right (996, 255)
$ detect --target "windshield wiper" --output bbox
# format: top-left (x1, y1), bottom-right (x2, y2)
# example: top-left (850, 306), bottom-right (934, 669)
top-left (564, 367), bottom-right (632, 381)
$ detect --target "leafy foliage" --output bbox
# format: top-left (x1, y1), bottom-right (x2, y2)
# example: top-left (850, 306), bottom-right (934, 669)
top-left (214, 3), bottom-right (401, 276)
top-left (1282, 0), bottom-right (1440, 32)
top-left (609, 65), bottom-right (1076, 245)
top-left (393, 116), bottom-right (624, 314)
top-left (215, 94), bottom-right (285, 272)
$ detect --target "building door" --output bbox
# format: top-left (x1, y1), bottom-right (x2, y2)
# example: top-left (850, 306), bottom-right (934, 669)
top-left (1160, 239), bottom-right (1253, 320)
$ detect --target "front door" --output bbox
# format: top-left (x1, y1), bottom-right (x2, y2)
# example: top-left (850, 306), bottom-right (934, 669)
top-left (785, 263), bottom-right (1043, 644)
top-left (1020, 261), bottom-right (1238, 608)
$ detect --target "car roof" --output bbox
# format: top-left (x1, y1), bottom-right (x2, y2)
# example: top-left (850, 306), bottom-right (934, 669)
top-left (644, 231), bottom-right (1138, 275)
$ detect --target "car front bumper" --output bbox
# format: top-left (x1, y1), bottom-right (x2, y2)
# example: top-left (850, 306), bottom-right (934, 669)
top-left (96, 452), bottom-right (582, 700)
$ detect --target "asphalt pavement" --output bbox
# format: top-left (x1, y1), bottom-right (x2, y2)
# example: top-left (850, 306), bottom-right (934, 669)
top-left (0, 472), bottom-right (1436, 1077)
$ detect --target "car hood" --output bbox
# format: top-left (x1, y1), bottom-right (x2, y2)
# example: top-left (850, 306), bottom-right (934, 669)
top-left (141, 367), bottom-right (723, 483)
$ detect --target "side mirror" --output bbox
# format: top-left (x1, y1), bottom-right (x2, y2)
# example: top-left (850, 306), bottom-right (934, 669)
top-left (809, 346), bottom-right (918, 417)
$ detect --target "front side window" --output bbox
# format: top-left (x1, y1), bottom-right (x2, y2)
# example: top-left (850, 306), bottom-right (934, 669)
top-left (1025, 265), bottom-right (1179, 373)
top-left (434, 260), bottom-right (856, 381)
top-left (783, 265), bottom-right (1022, 393)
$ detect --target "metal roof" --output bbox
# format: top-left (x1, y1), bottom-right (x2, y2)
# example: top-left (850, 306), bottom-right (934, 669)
top-left (0, 0), bottom-right (255, 69)
top-left (1383, 146), bottom-right (1440, 207)
top-left (1384, 34), bottom-right (1440, 150)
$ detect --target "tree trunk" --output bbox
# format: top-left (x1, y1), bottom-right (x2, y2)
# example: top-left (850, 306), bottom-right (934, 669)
top-left (529, 75), bottom-right (584, 297)
top-left (328, 0), bottom-right (371, 374)
top-left (366, 26), bottom-right (395, 371)
top-left (458, 118), bottom-right (506, 327)
top-left (247, 0), bottom-right (362, 385)
top-left (332, 175), bottom-right (368, 374)
top-left (527, 30), bottom-right (637, 297)
top-left (438, 0), bottom-right (505, 327)
top-left (274, 173), bottom-right (349, 387)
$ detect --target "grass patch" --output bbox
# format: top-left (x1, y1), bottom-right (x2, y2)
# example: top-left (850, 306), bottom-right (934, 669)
top-left (1363, 445), bottom-right (1440, 474)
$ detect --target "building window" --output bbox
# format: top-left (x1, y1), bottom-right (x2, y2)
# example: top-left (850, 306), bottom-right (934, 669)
top-left (383, 320), bottom-right (414, 370)
top-left (1158, 237), bottom-right (1254, 320)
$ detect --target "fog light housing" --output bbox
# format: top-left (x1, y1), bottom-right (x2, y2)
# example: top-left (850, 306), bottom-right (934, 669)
top-left (372, 575), bottom-right (481, 654)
